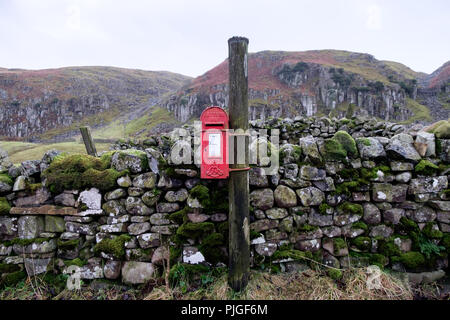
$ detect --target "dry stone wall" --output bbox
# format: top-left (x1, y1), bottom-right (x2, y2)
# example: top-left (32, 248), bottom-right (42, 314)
top-left (1, 115), bottom-right (450, 287)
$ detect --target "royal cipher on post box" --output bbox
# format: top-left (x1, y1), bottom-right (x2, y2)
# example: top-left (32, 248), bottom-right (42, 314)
top-left (200, 106), bottom-right (229, 179)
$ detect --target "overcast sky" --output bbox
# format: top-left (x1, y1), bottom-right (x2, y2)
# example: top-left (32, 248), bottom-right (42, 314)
top-left (0, 0), bottom-right (449, 77)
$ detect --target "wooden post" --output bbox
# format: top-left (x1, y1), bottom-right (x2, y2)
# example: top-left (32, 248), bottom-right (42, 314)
top-left (80, 126), bottom-right (98, 157)
top-left (228, 36), bottom-right (250, 291)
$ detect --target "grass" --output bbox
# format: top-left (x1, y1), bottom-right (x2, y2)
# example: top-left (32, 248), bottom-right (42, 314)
top-left (400, 98), bottom-right (433, 124)
top-left (145, 268), bottom-right (414, 300)
top-left (90, 107), bottom-right (178, 141)
top-left (1, 267), bottom-right (447, 300)
top-left (0, 141), bottom-right (111, 164)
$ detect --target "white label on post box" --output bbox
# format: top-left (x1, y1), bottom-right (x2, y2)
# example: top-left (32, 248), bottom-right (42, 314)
top-left (208, 133), bottom-right (221, 157)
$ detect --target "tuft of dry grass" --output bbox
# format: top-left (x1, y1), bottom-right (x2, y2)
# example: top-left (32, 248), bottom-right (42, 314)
top-left (145, 268), bottom-right (415, 301)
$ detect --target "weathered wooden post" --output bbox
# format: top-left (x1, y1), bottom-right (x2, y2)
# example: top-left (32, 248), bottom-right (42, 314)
top-left (80, 126), bottom-right (98, 157)
top-left (228, 36), bottom-right (250, 291)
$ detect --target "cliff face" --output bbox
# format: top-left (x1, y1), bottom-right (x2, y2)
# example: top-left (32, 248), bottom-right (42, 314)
top-left (164, 50), bottom-right (446, 123)
top-left (0, 67), bottom-right (191, 140)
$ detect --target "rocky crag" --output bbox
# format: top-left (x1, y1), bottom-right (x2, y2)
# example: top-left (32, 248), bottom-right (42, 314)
top-left (164, 50), bottom-right (449, 124)
top-left (1, 115), bottom-right (450, 286)
top-left (0, 67), bottom-right (191, 141)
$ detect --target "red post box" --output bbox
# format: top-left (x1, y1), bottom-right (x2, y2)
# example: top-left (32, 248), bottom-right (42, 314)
top-left (200, 106), bottom-right (229, 179)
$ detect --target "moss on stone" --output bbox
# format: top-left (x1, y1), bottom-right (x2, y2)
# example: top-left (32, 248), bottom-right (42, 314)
top-left (351, 221), bottom-right (368, 232)
top-left (351, 236), bottom-right (371, 251)
top-left (333, 238), bottom-right (347, 254)
top-left (82, 168), bottom-right (128, 191)
top-left (399, 251), bottom-right (426, 269)
top-left (324, 138), bottom-right (347, 161)
top-left (337, 202), bottom-right (363, 216)
top-left (333, 131), bottom-right (358, 157)
top-left (0, 174), bottom-right (13, 186)
top-left (422, 222), bottom-right (443, 239)
top-left (176, 222), bottom-right (215, 240)
top-left (378, 239), bottom-right (401, 257)
top-left (0, 270), bottom-right (26, 288)
top-left (63, 258), bottom-right (87, 267)
top-left (250, 230), bottom-right (262, 240)
top-left (298, 224), bottom-right (318, 232)
top-left (338, 168), bottom-right (359, 180)
top-left (334, 181), bottom-right (360, 196)
top-left (11, 237), bottom-right (51, 246)
top-left (433, 121), bottom-right (450, 139)
top-left (199, 233), bottom-right (225, 264)
top-left (43, 153), bottom-right (126, 193)
top-left (400, 217), bottom-right (420, 233)
top-left (169, 206), bottom-right (191, 225)
top-left (57, 238), bottom-right (81, 249)
top-left (94, 234), bottom-right (131, 259)
top-left (357, 138), bottom-right (372, 146)
top-left (0, 197), bottom-right (11, 215)
top-left (415, 160), bottom-right (439, 176)
top-left (318, 203), bottom-right (332, 215)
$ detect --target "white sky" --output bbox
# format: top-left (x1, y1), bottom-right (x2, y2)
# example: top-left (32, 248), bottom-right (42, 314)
top-left (0, 0), bottom-right (449, 77)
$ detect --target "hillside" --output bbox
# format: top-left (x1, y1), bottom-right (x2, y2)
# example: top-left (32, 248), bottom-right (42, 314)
top-left (164, 50), bottom-right (449, 123)
top-left (0, 66), bottom-right (191, 141)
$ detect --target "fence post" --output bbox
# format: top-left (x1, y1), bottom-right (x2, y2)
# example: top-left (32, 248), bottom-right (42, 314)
top-left (228, 36), bottom-right (250, 291)
top-left (80, 126), bottom-right (98, 157)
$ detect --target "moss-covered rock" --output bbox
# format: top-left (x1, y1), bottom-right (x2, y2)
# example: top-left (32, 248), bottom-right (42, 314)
top-left (176, 222), bottom-right (215, 240)
top-left (422, 222), bottom-right (443, 239)
top-left (432, 121), bottom-right (450, 139)
top-left (351, 236), bottom-right (372, 251)
top-left (43, 153), bottom-right (126, 193)
top-left (198, 232), bottom-right (226, 264)
top-left (333, 131), bottom-right (358, 157)
top-left (0, 173), bottom-right (13, 186)
top-left (337, 202), bottom-right (363, 216)
top-left (414, 160), bottom-right (439, 176)
top-left (399, 251), bottom-right (426, 269)
top-left (324, 138), bottom-right (347, 161)
top-left (0, 197), bottom-right (11, 215)
top-left (0, 270), bottom-right (27, 288)
top-left (94, 234), bottom-right (131, 259)
top-left (63, 258), bottom-right (87, 267)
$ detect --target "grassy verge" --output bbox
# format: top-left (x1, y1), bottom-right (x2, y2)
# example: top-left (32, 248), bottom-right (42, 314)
top-left (1, 267), bottom-right (446, 300)
top-left (0, 141), bottom-right (111, 164)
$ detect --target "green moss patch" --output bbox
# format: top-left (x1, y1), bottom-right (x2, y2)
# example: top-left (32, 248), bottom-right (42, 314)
top-left (94, 234), bottom-right (131, 259)
top-left (176, 222), bottom-right (215, 240)
top-left (57, 238), bottom-right (81, 249)
top-left (327, 268), bottom-right (343, 281)
top-left (0, 197), bottom-right (11, 215)
top-left (0, 174), bottom-right (13, 186)
top-left (43, 153), bottom-right (127, 193)
top-left (0, 270), bottom-right (27, 288)
top-left (415, 160), bottom-right (439, 176)
top-left (337, 202), bottom-right (363, 216)
top-left (351, 236), bottom-right (371, 251)
top-left (189, 184), bottom-right (228, 214)
top-left (198, 233), bottom-right (226, 264)
top-left (332, 131), bottom-right (358, 157)
top-left (324, 138), bottom-right (347, 161)
top-left (63, 258), bottom-right (87, 268)
top-left (11, 237), bottom-right (51, 246)
top-left (398, 251), bottom-right (426, 269)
